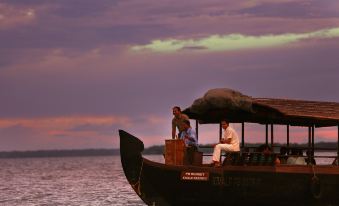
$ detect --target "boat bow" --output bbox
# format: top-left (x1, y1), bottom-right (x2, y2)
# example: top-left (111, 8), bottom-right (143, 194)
top-left (119, 130), bottom-right (144, 187)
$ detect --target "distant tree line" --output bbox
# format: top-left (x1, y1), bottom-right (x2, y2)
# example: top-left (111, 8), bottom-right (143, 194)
top-left (0, 142), bottom-right (337, 158)
top-left (0, 149), bottom-right (120, 158)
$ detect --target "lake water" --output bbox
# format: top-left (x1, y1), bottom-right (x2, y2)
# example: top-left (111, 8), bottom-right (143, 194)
top-left (0, 155), bottom-right (157, 206)
top-left (0, 153), bottom-right (336, 206)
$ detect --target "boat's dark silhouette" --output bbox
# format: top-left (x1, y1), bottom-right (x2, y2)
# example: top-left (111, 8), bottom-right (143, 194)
top-left (119, 88), bottom-right (339, 206)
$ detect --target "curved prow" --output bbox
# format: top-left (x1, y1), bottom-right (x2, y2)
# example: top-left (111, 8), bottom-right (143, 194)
top-left (118, 130), bottom-right (144, 186)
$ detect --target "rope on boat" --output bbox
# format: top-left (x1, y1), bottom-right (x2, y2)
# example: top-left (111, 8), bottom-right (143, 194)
top-left (312, 164), bottom-right (317, 178)
top-left (131, 159), bottom-right (144, 196)
top-left (310, 164), bottom-right (322, 199)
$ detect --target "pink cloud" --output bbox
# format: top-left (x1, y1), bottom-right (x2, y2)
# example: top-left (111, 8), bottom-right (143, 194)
top-left (0, 116), bottom-right (131, 151)
top-left (0, 116), bottom-right (131, 129)
top-left (0, 5), bottom-right (33, 28)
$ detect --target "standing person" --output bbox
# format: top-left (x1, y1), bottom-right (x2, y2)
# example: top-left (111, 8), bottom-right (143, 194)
top-left (172, 106), bottom-right (189, 139)
top-left (180, 119), bottom-right (198, 164)
top-left (212, 120), bottom-right (240, 167)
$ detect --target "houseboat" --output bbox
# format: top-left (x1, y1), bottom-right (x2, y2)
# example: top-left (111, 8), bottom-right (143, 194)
top-left (119, 88), bottom-right (339, 206)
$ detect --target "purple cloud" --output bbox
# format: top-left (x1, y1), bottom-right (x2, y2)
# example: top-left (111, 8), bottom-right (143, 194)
top-left (1, 0), bottom-right (339, 151)
top-left (238, 1), bottom-right (339, 18)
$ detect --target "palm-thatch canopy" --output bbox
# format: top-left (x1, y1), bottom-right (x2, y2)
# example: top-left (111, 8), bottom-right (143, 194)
top-left (183, 88), bottom-right (339, 127)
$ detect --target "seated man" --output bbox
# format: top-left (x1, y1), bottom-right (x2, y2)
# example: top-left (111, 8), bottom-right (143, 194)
top-left (257, 144), bottom-right (280, 165)
top-left (287, 148), bottom-right (306, 165)
top-left (278, 146), bottom-right (289, 164)
top-left (180, 119), bottom-right (198, 164)
top-left (212, 120), bottom-right (240, 167)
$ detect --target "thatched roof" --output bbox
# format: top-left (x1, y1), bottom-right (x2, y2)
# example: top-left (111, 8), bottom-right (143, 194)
top-left (183, 88), bottom-right (339, 127)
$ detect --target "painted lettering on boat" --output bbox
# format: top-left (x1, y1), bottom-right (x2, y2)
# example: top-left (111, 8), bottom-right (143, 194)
top-left (212, 176), bottom-right (262, 187)
top-left (181, 171), bottom-right (209, 181)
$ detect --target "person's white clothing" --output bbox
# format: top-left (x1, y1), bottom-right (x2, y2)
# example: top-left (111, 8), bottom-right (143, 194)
top-left (212, 126), bottom-right (240, 162)
top-left (287, 156), bottom-right (306, 165)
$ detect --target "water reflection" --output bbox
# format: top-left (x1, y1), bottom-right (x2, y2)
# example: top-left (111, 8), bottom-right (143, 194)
top-left (0, 153), bottom-right (336, 205)
top-left (0, 156), bottom-right (145, 206)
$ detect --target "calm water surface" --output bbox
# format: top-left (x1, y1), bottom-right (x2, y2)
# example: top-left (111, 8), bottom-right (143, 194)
top-left (0, 153), bottom-right (335, 206)
top-left (0, 155), bottom-right (162, 206)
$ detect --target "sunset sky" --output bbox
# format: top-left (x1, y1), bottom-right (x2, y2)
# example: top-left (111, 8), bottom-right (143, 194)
top-left (1, 0), bottom-right (339, 151)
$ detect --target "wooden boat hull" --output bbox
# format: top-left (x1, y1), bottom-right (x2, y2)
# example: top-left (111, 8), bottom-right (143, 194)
top-left (119, 130), bottom-right (339, 206)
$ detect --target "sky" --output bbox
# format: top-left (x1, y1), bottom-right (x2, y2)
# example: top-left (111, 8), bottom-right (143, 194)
top-left (1, 0), bottom-right (339, 151)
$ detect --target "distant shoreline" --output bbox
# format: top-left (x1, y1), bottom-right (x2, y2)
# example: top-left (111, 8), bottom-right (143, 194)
top-left (0, 147), bottom-right (164, 158)
top-left (0, 149), bottom-right (120, 159)
top-left (0, 142), bottom-right (337, 158)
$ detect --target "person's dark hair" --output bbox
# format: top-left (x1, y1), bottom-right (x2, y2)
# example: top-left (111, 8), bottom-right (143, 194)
top-left (221, 119), bottom-right (229, 124)
top-left (183, 119), bottom-right (190, 126)
top-left (290, 148), bottom-right (298, 155)
top-left (298, 149), bottom-right (303, 156)
top-left (257, 144), bottom-right (270, 152)
top-left (306, 150), bottom-right (313, 156)
top-left (280, 146), bottom-right (288, 155)
top-left (173, 106), bottom-right (181, 112)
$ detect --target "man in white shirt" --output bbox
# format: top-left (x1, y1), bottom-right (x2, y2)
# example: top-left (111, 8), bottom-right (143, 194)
top-left (286, 148), bottom-right (306, 165)
top-left (212, 120), bottom-right (240, 167)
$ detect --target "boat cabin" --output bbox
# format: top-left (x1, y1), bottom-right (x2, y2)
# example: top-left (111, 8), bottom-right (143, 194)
top-left (119, 88), bottom-right (339, 206)
top-left (168, 88), bottom-right (339, 167)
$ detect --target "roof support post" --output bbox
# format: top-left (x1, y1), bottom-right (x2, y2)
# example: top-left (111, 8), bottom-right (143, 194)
top-left (219, 122), bottom-right (222, 162)
top-left (337, 125), bottom-right (339, 162)
top-left (308, 126), bottom-right (311, 164)
top-left (241, 122), bottom-right (245, 149)
top-left (312, 125), bottom-right (315, 157)
top-left (219, 123), bottom-right (222, 142)
top-left (195, 120), bottom-right (199, 141)
top-left (287, 125), bottom-right (290, 148)
top-left (265, 124), bottom-right (268, 145)
top-left (271, 124), bottom-right (274, 148)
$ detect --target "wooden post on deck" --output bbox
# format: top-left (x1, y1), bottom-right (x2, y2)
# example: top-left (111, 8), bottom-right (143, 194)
top-left (287, 125), bottom-right (290, 148)
top-left (219, 122), bottom-right (222, 162)
top-left (270, 124), bottom-right (274, 148)
top-left (265, 124), bottom-right (268, 145)
top-left (241, 122), bottom-right (245, 148)
top-left (219, 123), bottom-right (222, 141)
top-left (312, 125), bottom-right (315, 157)
top-left (196, 120), bottom-right (199, 141)
top-left (337, 125), bottom-right (339, 162)
top-left (308, 126), bottom-right (311, 163)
